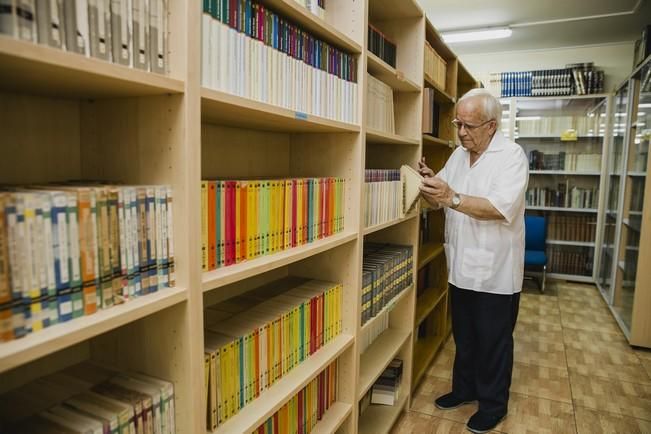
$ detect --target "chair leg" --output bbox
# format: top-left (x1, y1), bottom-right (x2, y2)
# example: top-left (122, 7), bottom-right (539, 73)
top-left (541, 265), bottom-right (546, 293)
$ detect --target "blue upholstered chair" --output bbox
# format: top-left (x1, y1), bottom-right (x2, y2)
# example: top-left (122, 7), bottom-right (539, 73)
top-left (524, 215), bottom-right (547, 292)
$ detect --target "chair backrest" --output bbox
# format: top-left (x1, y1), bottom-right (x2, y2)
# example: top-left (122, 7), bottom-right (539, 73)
top-left (525, 215), bottom-right (547, 251)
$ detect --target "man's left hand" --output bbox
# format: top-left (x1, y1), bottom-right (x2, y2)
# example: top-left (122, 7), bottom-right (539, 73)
top-left (420, 177), bottom-right (455, 207)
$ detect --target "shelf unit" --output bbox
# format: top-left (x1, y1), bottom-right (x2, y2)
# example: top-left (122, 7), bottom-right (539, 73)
top-left (502, 94), bottom-right (611, 282)
top-left (0, 1), bottom-right (477, 432)
top-left (596, 55), bottom-right (651, 348)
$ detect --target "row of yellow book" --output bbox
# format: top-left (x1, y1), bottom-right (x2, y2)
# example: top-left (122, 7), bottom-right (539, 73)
top-left (252, 360), bottom-right (338, 434)
top-left (204, 277), bottom-right (343, 430)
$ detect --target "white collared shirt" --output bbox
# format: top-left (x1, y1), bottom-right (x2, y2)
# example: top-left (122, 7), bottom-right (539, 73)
top-left (437, 131), bottom-right (529, 295)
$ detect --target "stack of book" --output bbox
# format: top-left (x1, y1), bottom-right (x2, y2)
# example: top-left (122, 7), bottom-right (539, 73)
top-left (528, 151), bottom-right (602, 172)
top-left (363, 169), bottom-right (401, 228)
top-left (526, 184), bottom-right (598, 209)
top-left (549, 246), bottom-right (593, 276)
top-left (361, 243), bottom-right (413, 326)
top-left (422, 89), bottom-right (440, 137)
top-left (500, 65), bottom-right (604, 97)
top-left (253, 360), bottom-right (337, 434)
top-left (0, 185), bottom-right (175, 342)
top-left (201, 0), bottom-right (358, 124)
top-left (0, 1), bottom-right (168, 74)
top-left (203, 277), bottom-right (342, 430)
top-left (368, 24), bottom-right (396, 68)
top-left (548, 214), bottom-right (597, 242)
top-left (200, 178), bottom-right (345, 272)
top-left (366, 74), bottom-right (395, 134)
top-left (518, 115), bottom-right (601, 137)
top-left (370, 358), bottom-right (403, 405)
top-left (424, 41), bottom-right (446, 90)
top-left (0, 362), bottom-right (175, 433)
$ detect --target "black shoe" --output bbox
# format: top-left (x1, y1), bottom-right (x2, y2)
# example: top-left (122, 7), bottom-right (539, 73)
top-left (466, 411), bottom-right (506, 433)
top-left (434, 392), bottom-right (473, 410)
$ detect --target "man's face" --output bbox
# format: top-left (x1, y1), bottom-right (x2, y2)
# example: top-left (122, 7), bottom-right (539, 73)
top-left (455, 99), bottom-right (496, 153)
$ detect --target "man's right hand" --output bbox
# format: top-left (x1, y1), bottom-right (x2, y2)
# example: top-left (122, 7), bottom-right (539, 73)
top-left (418, 157), bottom-right (434, 178)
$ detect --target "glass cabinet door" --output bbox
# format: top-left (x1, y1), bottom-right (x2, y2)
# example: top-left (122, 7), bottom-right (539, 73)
top-left (598, 84), bottom-right (629, 299)
top-left (515, 96), bottom-right (606, 280)
top-left (613, 61), bottom-right (651, 331)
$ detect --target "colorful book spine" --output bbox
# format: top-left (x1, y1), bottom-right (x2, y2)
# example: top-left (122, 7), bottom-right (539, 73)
top-left (204, 277), bottom-right (342, 429)
top-left (202, 177), bottom-right (345, 272)
top-left (252, 360), bottom-right (338, 434)
top-left (0, 184), bottom-right (174, 343)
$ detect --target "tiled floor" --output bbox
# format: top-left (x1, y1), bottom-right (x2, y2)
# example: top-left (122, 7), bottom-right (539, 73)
top-left (392, 280), bottom-right (651, 434)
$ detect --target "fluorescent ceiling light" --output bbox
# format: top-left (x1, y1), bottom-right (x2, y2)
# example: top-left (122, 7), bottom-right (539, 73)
top-left (442, 27), bottom-right (512, 43)
top-left (639, 104), bottom-right (651, 108)
top-left (516, 116), bottom-right (541, 121)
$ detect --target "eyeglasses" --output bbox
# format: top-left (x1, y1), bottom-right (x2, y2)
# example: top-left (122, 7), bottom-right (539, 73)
top-left (451, 118), bottom-right (494, 131)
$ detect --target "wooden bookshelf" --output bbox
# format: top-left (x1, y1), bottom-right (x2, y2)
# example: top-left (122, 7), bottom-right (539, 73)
top-left (418, 242), bottom-right (445, 270)
top-left (358, 328), bottom-right (411, 400)
top-left (212, 334), bottom-right (354, 434)
top-left (414, 286), bottom-right (447, 326)
top-left (201, 87), bottom-right (360, 133)
top-left (358, 390), bottom-right (408, 434)
top-left (423, 134), bottom-right (453, 148)
top-left (0, 36), bottom-right (185, 97)
top-left (367, 52), bottom-right (421, 93)
top-left (366, 128), bottom-right (420, 146)
top-left (361, 285), bottom-right (414, 334)
top-left (0, 1), bottom-right (478, 431)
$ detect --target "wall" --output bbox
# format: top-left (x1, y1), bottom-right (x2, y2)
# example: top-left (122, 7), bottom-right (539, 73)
top-left (460, 42), bottom-right (635, 93)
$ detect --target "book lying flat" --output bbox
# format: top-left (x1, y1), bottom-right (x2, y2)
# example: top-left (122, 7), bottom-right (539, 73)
top-left (400, 165), bottom-right (423, 214)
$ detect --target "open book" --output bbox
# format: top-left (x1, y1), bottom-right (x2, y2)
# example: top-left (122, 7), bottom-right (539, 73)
top-left (401, 165), bottom-right (423, 214)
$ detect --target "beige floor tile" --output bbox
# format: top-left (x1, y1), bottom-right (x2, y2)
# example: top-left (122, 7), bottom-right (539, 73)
top-left (511, 363), bottom-right (572, 403)
top-left (517, 307), bottom-right (561, 326)
top-left (574, 406), bottom-right (651, 434)
top-left (635, 348), bottom-right (651, 361)
top-left (641, 358), bottom-right (651, 382)
top-left (410, 376), bottom-right (478, 423)
top-left (494, 392), bottom-right (576, 434)
top-left (566, 348), bottom-right (651, 384)
top-left (443, 336), bottom-right (456, 353)
top-left (514, 339), bottom-right (567, 369)
top-left (560, 311), bottom-right (621, 334)
top-left (569, 372), bottom-right (651, 421)
top-left (391, 411), bottom-right (436, 434)
top-left (559, 299), bottom-right (611, 314)
top-left (562, 327), bottom-right (629, 347)
top-left (425, 349), bottom-right (454, 381)
top-left (514, 320), bottom-right (564, 345)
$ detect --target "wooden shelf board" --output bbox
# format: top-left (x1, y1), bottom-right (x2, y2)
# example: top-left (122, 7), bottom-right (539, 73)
top-left (422, 134), bottom-right (453, 148)
top-left (414, 287), bottom-right (447, 326)
top-left (259, 0), bottom-right (361, 53)
top-left (363, 213), bottom-right (418, 236)
top-left (213, 334), bottom-right (354, 434)
top-left (412, 333), bottom-right (447, 389)
top-left (311, 402), bottom-right (353, 434)
top-left (366, 128), bottom-right (420, 146)
top-left (0, 36), bottom-right (184, 98)
top-left (530, 170), bottom-right (601, 176)
top-left (0, 287), bottom-right (188, 374)
top-left (202, 231), bottom-right (358, 293)
top-left (547, 240), bottom-right (596, 247)
top-left (425, 20), bottom-right (455, 61)
top-left (358, 328), bottom-right (411, 400)
top-left (424, 75), bottom-right (455, 104)
top-left (369, 0), bottom-right (423, 20)
top-left (358, 390), bottom-right (408, 434)
top-left (547, 273), bottom-right (594, 283)
top-left (361, 285), bottom-right (413, 334)
top-left (367, 52), bottom-right (420, 92)
top-left (526, 206), bottom-right (598, 213)
top-left (418, 243), bottom-right (445, 270)
top-left (201, 87), bottom-right (360, 133)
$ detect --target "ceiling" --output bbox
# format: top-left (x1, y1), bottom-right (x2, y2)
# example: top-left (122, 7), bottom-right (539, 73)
top-left (418, 0), bottom-right (651, 54)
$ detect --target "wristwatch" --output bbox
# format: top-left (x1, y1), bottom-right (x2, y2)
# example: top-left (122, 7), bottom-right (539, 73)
top-left (450, 193), bottom-right (461, 209)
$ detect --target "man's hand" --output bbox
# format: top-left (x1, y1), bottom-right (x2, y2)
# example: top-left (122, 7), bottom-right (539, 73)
top-left (418, 157), bottom-right (434, 178)
top-left (420, 177), bottom-right (455, 207)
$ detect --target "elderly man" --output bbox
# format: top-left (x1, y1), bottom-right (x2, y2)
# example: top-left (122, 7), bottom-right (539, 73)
top-left (419, 88), bottom-right (528, 433)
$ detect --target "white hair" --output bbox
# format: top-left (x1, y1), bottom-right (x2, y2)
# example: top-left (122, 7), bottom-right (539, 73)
top-left (457, 88), bottom-right (502, 129)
